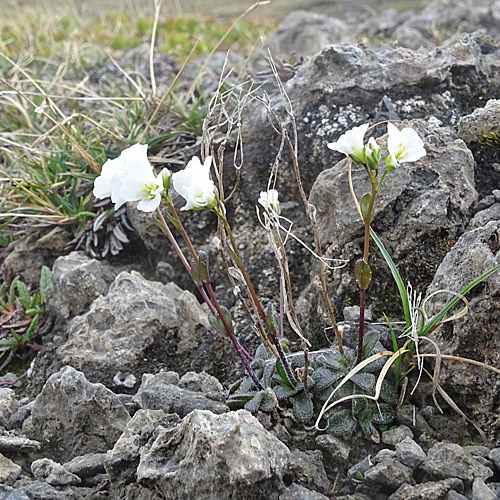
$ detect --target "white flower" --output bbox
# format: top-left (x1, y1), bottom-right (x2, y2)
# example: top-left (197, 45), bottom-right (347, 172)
top-left (93, 154), bottom-right (127, 206)
top-left (258, 189), bottom-right (281, 215)
top-left (386, 123), bottom-right (426, 170)
top-left (94, 144), bottom-right (170, 212)
top-left (120, 166), bottom-right (170, 212)
top-left (172, 156), bottom-right (218, 211)
top-left (327, 123), bottom-right (369, 165)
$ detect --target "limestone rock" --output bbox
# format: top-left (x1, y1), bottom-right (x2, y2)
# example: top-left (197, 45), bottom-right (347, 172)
top-left (425, 221), bottom-right (500, 440)
top-left (45, 252), bottom-right (116, 320)
top-left (395, 437), bottom-right (427, 469)
top-left (133, 370), bottom-right (228, 417)
top-left (0, 485), bottom-right (30, 500)
top-left (28, 366), bottom-right (130, 463)
top-left (279, 483), bottom-right (330, 500)
top-left (389, 478), bottom-right (464, 500)
top-left (459, 99), bottom-right (500, 144)
top-left (31, 458), bottom-right (81, 486)
top-left (472, 477), bottom-right (496, 500)
top-left (0, 453), bottom-right (21, 486)
top-left (0, 389), bottom-right (17, 429)
top-left (285, 450), bottom-right (330, 495)
top-left (136, 409), bottom-right (290, 500)
top-left (54, 271), bottom-right (230, 386)
top-left (422, 443), bottom-right (494, 483)
top-left (105, 409), bottom-right (181, 483)
top-left (382, 425), bottom-right (415, 446)
top-left (364, 459), bottom-right (414, 490)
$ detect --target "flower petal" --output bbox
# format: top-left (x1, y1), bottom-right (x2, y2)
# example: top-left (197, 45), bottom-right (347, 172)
top-left (120, 177), bottom-right (145, 202)
top-left (137, 195), bottom-right (161, 212)
top-left (120, 144), bottom-right (152, 177)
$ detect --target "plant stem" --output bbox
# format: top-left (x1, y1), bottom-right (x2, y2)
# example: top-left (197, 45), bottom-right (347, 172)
top-left (216, 207), bottom-right (275, 354)
top-left (204, 280), bottom-right (262, 388)
top-left (357, 181), bottom-right (377, 364)
top-left (156, 208), bottom-right (192, 275)
top-left (357, 288), bottom-right (367, 364)
top-left (165, 198), bottom-right (200, 264)
top-left (156, 208), bottom-right (218, 315)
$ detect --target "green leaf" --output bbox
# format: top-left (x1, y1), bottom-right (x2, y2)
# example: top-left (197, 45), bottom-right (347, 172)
top-left (22, 314), bottom-right (39, 342)
top-left (275, 358), bottom-right (294, 386)
top-left (352, 396), bottom-right (369, 415)
top-left (13, 279), bottom-right (30, 305)
top-left (25, 307), bottom-right (44, 316)
top-left (261, 361), bottom-right (276, 387)
top-left (371, 402), bottom-right (395, 425)
top-left (8, 277), bottom-right (20, 305)
top-left (244, 391), bottom-right (263, 413)
top-left (328, 409), bottom-right (357, 436)
top-left (226, 391), bottom-right (258, 410)
top-left (362, 332), bottom-right (379, 358)
top-left (359, 418), bottom-right (378, 442)
top-left (207, 306), bottom-right (233, 335)
top-left (292, 392), bottom-right (314, 423)
top-left (317, 350), bottom-right (345, 371)
top-left (361, 193), bottom-right (373, 223)
top-left (354, 259), bottom-right (372, 291)
top-left (18, 297), bottom-right (32, 310)
top-left (351, 373), bottom-right (376, 393)
top-left (253, 343), bottom-right (272, 362)
top-left (260, 388), bottom-right (277, 412)
top-left (379, 380), bottom-right (398, 405)
top-left (311, 367), bottom-right (343, 391)
top-left (371, 229), bottom-right (411, 329)
top-left (273, 382), bottom-right (301, 400)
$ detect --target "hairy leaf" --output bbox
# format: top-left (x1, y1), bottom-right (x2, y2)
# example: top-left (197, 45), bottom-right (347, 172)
top-left (293, 392), bottom-right (314, 423)
top-left (312, 366), bottom-right (343, 391)
top-left (371, 402), bottom-right (395, 425)
top-left (328, 409), bottom-right (357, 436)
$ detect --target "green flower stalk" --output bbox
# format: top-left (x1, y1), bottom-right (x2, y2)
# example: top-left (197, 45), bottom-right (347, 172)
top-left (328, 122), bottom-right (426, 364)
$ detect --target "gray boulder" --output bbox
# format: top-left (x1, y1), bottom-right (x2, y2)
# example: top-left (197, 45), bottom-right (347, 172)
top-left (389, 478), bottom-right (464, 500)
top-left (258, 10), bottom-right (348, 63)
top-left (133, 370), bottom-right (228, 416)
top-left (364, 459), bottom-right (414, 490)
top-left (45, 252), bottom-right (116, 321)
top-left (0, 453), bottom-right (21, 486)
top-left (136, 409), bottom-right (290, 500)
top-left (105, 409), bottom-right (181, 483)
top-left (31, 458), bottom-right (81, 486)
top-left (28, 366), bottom-right (130, 463)
top-left (425, 221), bottom-right (500, 440)
top-left (0, 485), bottom-right (30, 500)
top-left (459, 99), bottom-right (500, 145)
top-left (421, 443), bottom-right (494, 484)
top-left (53, 271), bottom-right (233, 386)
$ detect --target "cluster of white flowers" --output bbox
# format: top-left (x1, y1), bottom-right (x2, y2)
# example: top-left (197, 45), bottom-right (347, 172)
top-left (93, 144), bottom-right (170, 212)
top-left (327, 122), bottom-right (426, 170)
top-left (93, 145), bottom-right (218, 213)
top-left (93, 122), bottom-right (424, 215)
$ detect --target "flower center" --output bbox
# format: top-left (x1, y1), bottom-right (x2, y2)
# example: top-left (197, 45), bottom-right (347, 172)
top-left (396, 142), bottom-right (409, 160)
top-left (141, 181), bottom-right (160, 200)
